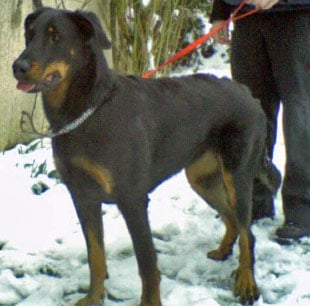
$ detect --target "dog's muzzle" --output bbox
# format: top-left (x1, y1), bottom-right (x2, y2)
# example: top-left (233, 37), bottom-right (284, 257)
top-left (13, 59), bottom-right (61, 93)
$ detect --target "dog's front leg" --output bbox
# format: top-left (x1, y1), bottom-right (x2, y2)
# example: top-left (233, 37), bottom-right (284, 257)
top-left (233, 227), bottom-right (260, 304)
top-left (118, 198), bottom-right (161, 306)
top-left (73, 198), bottom-right (107, 306)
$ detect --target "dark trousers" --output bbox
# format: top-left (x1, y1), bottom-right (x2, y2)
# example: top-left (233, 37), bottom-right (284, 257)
top-left (231, 10), bottom-right (310, 226)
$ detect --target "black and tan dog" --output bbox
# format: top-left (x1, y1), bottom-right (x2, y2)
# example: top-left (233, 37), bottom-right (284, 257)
top-left (13, 8), bottom-right (279, 306)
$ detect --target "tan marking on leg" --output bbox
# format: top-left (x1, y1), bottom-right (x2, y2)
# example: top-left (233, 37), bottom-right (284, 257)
top-left (186, 152), bottom-right (219, 181)
top-left (75, 229), bottom-right (107, 306)
top-left (88, 228), bottom-right (108, 289)
top-left (71, 158), bottom-right (114, 195)
top-left (140, 269), bottom-right (161, 306)
top-left (238, 229), bottom-right (253, 268)
top-left (186, 152), bottom-right (231, 212)
top-left (186, 153), bottom-right (259, 303)
top-left (186, 152), bottom-right (239, 262)
top-left (186, 152), bottom-right (224, 206)
top-left (207, 215), bottom-right (238, 260)
top-left (222, 168), bottom-right (237, 207)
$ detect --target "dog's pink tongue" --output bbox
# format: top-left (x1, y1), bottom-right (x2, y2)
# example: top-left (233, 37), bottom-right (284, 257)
top-left (16, 81), bottom-right (36, 92)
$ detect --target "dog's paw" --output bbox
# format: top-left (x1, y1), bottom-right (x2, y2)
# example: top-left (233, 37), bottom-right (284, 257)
top-left (139, 299), bottom-right (162, 306)
top-left (207, 247), bottom-right (232, 261)
top-left (75, 295), bottom-right (103, 306)
top-left (232, 267), bottom-right (260, 304)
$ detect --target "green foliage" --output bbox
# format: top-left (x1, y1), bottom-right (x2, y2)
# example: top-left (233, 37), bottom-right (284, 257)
top-left (17, 140), bottom-right (60, 195)
top-left (183, 0), bottom-right (212, 11)
top-left (24, 160), bottom-right (47, 178)
top-left (110, 0), bottom-right (212, 76)
top-left (18, 139), bottom-right (43, 154)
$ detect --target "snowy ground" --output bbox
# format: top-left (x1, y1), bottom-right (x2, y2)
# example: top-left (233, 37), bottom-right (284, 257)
top-left (1, 48), bottom-right (309, 306)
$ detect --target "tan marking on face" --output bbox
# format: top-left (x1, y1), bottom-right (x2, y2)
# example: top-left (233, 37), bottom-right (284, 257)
top-left (43, 77), bottom-right (70, 109)
top-left (48, 26), bottom-right (55, 33)
top-left (71, 157), bottom-right (114, 195)
top-left (42, 61), bottom-right (69, 80)
top-left (25, 61), bottom-right (42, 80)
top-left (41, 61), bottom-right (70, 108)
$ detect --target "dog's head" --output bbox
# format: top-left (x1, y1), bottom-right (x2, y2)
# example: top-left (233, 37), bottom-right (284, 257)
top-left (12, 8), bottom-right (111, 94)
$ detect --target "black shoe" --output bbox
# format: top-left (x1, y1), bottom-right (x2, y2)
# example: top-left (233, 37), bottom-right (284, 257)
top-left (282, 195), bottom-right (310, 229)
top-left (275, 222), bottom-right (310, 244)
top-left (252, 197), bottom-right (275, 221)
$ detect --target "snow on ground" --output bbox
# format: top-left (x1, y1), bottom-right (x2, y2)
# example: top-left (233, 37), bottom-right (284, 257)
top-left (0, 50), bottom-right (309, 306)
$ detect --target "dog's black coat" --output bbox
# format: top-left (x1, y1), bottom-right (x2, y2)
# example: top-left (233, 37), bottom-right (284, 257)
top-left (12, 8), bottom-right (278, 306)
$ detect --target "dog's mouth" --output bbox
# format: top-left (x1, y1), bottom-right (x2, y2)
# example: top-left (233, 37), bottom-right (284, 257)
top-left (16, 71), bottom-right (62, 93)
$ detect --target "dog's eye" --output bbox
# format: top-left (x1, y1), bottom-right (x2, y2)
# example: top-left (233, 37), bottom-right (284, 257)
top-left (51, 33), bottom-right (60, 42)
top-left (25, 30), bottom-right (34, 44)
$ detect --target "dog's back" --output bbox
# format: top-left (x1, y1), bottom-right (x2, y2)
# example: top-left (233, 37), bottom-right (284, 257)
top-left (93, 72), bottom-right (265, 188)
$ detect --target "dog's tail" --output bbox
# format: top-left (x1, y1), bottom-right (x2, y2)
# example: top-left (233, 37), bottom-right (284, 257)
top-left (257, 150), bottom-right (282, 197)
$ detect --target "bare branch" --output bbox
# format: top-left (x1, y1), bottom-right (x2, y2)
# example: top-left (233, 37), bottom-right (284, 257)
top-left (81, 0), bottom-right (93, 10)
top-left (33, 0), bottom-right (43, 9)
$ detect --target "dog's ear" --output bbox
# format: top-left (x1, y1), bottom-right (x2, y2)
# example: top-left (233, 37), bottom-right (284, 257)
top-left (68, 11), bottom-right (111, 50)
top-left (25, 7), bottom-right (52, 30)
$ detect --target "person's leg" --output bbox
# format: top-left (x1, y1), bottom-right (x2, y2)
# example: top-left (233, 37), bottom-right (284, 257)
top-left (231, 15), bottom-right (281, 158)
top-left (231, 15), bottom-right (281, 220)
top-left (264, 11), bottom-right (310, 240)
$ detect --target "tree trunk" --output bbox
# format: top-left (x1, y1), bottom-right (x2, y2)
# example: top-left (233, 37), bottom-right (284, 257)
top-left (0, 0), bottom-right (47, 151)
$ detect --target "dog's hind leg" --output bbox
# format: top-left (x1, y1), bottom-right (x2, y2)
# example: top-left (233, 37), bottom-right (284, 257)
top-left (185, 151), bottom-right (238, 260)
top-left (118, 197), bottom-right (161, 306)
top-left (207, 215), bottom-right (238, 260)
top-left (229, 171), bottom-right (260, 304)
top-left (185, 151), bottom-right (260, 303)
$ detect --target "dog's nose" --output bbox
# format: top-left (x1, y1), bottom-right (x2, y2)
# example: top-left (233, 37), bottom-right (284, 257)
top-left (12, 59), bottom-right (31, 78)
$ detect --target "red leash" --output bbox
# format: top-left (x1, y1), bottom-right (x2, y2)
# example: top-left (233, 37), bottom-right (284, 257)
top-left (142, 0), bottom-right (260, 79)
